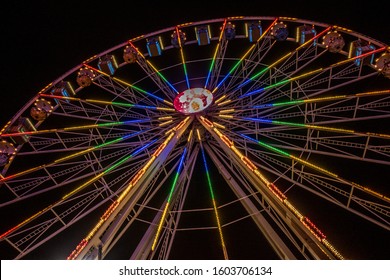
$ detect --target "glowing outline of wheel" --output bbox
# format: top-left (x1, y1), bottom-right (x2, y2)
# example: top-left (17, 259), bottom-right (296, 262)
top-left (0, 16), bottom-right (389, 260)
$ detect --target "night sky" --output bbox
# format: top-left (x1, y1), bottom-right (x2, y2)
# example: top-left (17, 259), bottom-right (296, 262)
top-left (0, 0), bottom-right (389, 260)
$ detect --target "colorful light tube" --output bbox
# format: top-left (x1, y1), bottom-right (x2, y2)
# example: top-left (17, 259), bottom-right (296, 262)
top-left (0, 130), bottom-right (146, 183)
top-left (239, 133), bottom-right (390, 201)
top-left (0, 139), bottom-right (156, 240)
top-left (0, 119), bottom-right (150, 138)
top-left (198, 116), bottom-right (344, 259)
top-left (39, 93), bottom-right (171, 111)
top-left (238, 26), bottom-right (332, 89)
top-left (67, 116), bottom-right (190, 259)
top-left (198, 131), bottom-right (228, 260)
top-left (204, 19), bottom-right (227, 89)
top-left (252, 89), bottom-right (390, 109)
top-left (239, 46), bottom-right (386, 99)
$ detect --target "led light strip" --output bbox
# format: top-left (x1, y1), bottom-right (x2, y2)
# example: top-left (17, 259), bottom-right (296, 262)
top-left (198, 116), bottom-right (344, 259)
top-left (68, 117), bottom-right (190, 259)
top-left (197, 128), bottom-right (229, 260)
top-left (212, 18), bottom-right (279, 94)
top-left (83, 63), bottom-right (173, 106)
top-left (0, 140), bottom-right (156, 240)
top-left (128, 41), bottom-right (179, 95)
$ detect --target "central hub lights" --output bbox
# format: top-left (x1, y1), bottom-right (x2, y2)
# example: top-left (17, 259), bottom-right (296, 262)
top-left (173, 88), bottom-right (213, 114)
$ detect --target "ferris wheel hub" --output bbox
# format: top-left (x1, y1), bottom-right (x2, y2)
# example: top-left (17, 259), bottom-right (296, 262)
top-left (173, 88), bottom-right (213, 114)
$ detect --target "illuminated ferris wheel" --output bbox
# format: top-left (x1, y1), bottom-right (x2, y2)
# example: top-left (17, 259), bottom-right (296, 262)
top-left (0, 16), bottom-right (389, 260)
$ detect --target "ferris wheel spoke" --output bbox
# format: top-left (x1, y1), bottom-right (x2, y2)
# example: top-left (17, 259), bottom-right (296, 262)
top-left (0, 138), bottom-right (156, 227)
top-left (200, 115), bottom-right (390, 228)
top-left (240, 67), bottom-right (325, 99)
top-left (215, 38), bottom-right (277, 101)
top-left (237, 133), bottom-right (390, 205)
top-left (252, 89), bottom-right (390, 110)
top-left (1, 16), bottom-right (389, 260)
top-left (212, 111), bottom-right (390, 165)
top-left (239, 128), bottom-right (390, 166)
top-left (0, 122), bottom-right (192, 207)
top-left (198, 115), bottom-right (345, 259)
top-left (105, 140), bottom-right (197, 260)
top-left (208, 124), bottom-right (390, 231)
top-left (0, 119), bottom-right (154, 138)
top-left (127, 41), bottom-right (179, 99)
top-left (197, 129), bottom-right (229, 260)
top-left (204, 19), bottom-right (228, 90)
top-left (39, 93), bottom-right (173, 114)
top-left (46, 99), bottom-right (177, 132)
top-left (84, 64), bottom-right (174, 106)
top-left (231, 26), bottom-right (332, 97)
top-left (148, 127), bottom-right (198, 257)
top-left (205, 140), bottom-right (310, 259)
top-left (215, 136), bottom-right (390, 231)
top-left (240, 46), bottom-right (386, 103)
top-left (249, 89), bottom-right (390, 124)
top-left (0, 130), bottom-right (149, 185)
top-left (174, 26), bottom-right (191, 89)
top-left (240, 117), bottom-right (390, 139)
top-left (211, 18), bottom-right (279, 95)
top-left (67, 116), bottom-right (192, 259)
top-left (244, 47), bottom-right (387, 105)
top-left (217, 28), bottom-right (333, 105)
top-left (151, 146), bottom-right (188, 252)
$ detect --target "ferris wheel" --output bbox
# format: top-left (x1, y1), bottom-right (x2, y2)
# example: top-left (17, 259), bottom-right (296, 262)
top-left (0, 16), bottom-right (389, 260)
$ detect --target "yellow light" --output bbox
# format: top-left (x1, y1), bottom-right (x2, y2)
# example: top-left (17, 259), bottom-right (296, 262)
top-left (227, 16), bottom-right (244, 19)
top-left (158, 120), bottom-right (173, 127)
top-left (220, 134), bottom-right (234, 147)
top-left (212, 121), bottom-right (226, 129)
top-left (199, 116), bottom-right (214, 128)
top-left (143, 156), bottom-right (155, 171)
top-left (212, 127), bottom-right (223, 138)
top-left (196, 128), bottom-right (202, 141)
top-left (151, 202), bottom-right (170, 251)
top-left (158, 116), bottom-right (173, 120)
top-left (215, 94), bottom-right (227, 104)
top-left (157, 107), bottom-right (175, 112)
top-left (164, 128), bottom-right (174, 135)
top-left (217, 99), bottom-right (232, 106)
top-left (153, 143), bottom-right (167, 157)
top-left (231, 146), bottom-right (244, 159)
top-left (219, 109), bottom-right (235, 114)
top-left (355, 89), bottom-right (390, 96)
top-left (284, 200), bottom-right (304, 220)
top-left (187, 129), bottom-right (193, 142)
top-left (218, 114), bottom-right (234, 119)
top-left (290, 155), bottom-right (338, 178)
top-left (130, 169), bottom-right (145, 186)
top-left (174, 116), bottom-right (190, 131)
top-left (38, 83), bottom-right (53, 94)
top-left (241, 156), bottom-right (256, 171)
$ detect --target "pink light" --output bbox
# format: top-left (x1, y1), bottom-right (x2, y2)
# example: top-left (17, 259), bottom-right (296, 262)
top-left (174, 88), bottom-right (213, 114)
